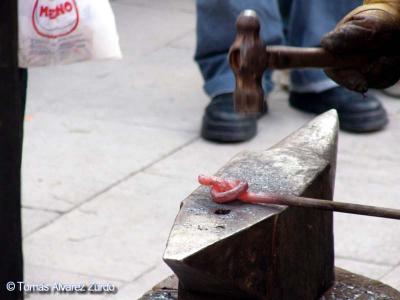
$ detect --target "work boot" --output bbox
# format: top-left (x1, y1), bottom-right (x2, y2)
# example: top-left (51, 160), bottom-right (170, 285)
top-left (201, 93), bottom-right (265, 143)
top-left (289, 87), bottom-right (388, 133)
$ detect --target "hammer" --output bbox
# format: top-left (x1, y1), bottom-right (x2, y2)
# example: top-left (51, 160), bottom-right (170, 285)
top-left (229, 10), bottom-right (370, 114)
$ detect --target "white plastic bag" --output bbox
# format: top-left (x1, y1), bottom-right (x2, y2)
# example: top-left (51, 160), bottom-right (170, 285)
top-left (18, 0), bottom-right (122, 67)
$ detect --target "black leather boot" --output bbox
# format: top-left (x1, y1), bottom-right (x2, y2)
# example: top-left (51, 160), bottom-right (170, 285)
top-left (289, 87), bottom-right (388, 132)
top-left (201, 93), bottom-right (261, 143)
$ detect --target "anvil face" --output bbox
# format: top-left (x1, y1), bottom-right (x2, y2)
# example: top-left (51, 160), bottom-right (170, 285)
top-left (163, 110), bottom-right (339, 300)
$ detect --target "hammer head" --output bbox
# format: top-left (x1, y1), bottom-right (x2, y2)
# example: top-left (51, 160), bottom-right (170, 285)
top-left (229, 10), bottom-right (267, 115)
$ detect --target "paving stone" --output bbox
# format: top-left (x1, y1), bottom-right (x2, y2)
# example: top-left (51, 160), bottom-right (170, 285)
top-left (24, 173), bottom-right (198, 282)
top-left (145, 139), bottom-right (252, 181)
top-left (338, 104), bottom-right (400, 165)
top-left (376, 91), bottom-right (400, 114)
top-left (336, 154), bottom-right (400, 196)
top-left (115, 0), bottom-right (195, 14)
top-left (101, 263), bottom-right (173, 300)
top-left (335, 257), bottom-right (392, 280)
top-left (333, 101), bottom-right (400, 268)
top-left (24, 264), bottom-right (122, 300)
top-left (111, 3), bottom-right (195, 59)
top-left (335, 167), bottom-right (400, 213)
top-left (26, 65), bottom-right (100, 113)
top-left (22, 208), bottom-right (60, 237)
top-left (381, 265), bottom-right (400, 291)
top-left (39, 46), bottom-right (206, 133)
top-left (28, 1), bottom-right (194, 113)
top-left (26, 2), bottom-right (196, 114)
top-left (335, 213), bottom-right (400, 266)
top-left (334, 183), bottom-right (400, 269)
top-left (23, 112), bottom-right (195, 212)
top-left (145, 90), bottom-right (312, 180)
top-left (168, 31), bottom-right (196, 50)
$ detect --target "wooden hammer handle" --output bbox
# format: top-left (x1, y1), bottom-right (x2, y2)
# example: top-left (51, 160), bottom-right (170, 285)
top-left (266, 46), bottom-right (370, 70)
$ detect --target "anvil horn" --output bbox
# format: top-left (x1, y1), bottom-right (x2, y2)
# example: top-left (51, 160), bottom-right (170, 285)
top-left (163, 110), bottom-right (339, 299)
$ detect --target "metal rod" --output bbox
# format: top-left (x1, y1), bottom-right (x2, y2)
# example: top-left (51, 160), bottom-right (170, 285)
top-left (199, 175), bottom-right (400, 221)
top-left (267, 194), bottom-right (400, 220)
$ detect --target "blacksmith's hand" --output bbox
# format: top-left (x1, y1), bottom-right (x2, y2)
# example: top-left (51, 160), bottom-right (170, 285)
top-left (321, 0), bottom-right (400, 93)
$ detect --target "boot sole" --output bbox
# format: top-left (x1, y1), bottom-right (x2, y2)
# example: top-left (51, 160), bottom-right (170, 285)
top-left (201, 115), bottom-right (257, 143)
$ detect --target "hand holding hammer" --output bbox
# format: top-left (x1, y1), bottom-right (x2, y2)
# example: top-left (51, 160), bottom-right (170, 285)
top-left (228, 10), bottom-right (372, 114)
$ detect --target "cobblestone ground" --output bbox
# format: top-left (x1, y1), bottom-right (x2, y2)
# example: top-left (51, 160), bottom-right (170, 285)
top-left (23, 1), bottom-right (400, 299)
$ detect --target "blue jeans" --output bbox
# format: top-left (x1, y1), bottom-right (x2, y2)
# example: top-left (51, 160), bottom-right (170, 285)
top-left (195, 0), bottom-right (361, 97)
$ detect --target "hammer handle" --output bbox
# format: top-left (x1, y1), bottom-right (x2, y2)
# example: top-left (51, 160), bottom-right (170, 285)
top-left (266, 46), bottom-right (369, 70)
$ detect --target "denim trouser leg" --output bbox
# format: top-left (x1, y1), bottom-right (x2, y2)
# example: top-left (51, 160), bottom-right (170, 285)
top-left (195, 0), bottom-right (284, 98)
top-left (287, 0), bottom-right (362, 92)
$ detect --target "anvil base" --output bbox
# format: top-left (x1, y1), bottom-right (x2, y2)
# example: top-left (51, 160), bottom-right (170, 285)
top-left (139, 268), bottom-right (400, 300)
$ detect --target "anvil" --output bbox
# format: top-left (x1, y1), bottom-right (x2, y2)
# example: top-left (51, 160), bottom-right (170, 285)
top-left (163, 110), bottom-right (339, 299)
top-left (138, 111), bottom-right (400, 299)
